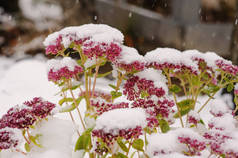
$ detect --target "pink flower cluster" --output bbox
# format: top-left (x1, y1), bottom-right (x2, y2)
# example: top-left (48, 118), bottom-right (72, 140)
top-left (114, 61), bottom-right (145, 73)
top-left (216, 59), bottom-right (238, 76)
top-left (48, 66), bottom-right (83, 82)
top-left (0, 98), bottom-right (55, 151)
top-left (146, 62), bottom-right (198, 75)
top-left (178, 135), bottom-right (206, 156)
top-left (0, 97), bottom-right (55, 129)
top-left (92, 126), bottom-right (143, 146)
top-left (187, 111), bottom-right (201, 126)
top-left (45, 36), bottom-right (63, 55)
top-left (24, 97), bottom-right (56, 119)
top-left (0, 128), bottom-right (19, 150)
top-left (91, 101), bottom-right (129, 115)
top-left (204, 131), bottom-right (232, 156)
top-left (123, 76), bottom-right (166, 101)
top-left (45, 33), bottom-right (122, 63)
top-left (83, 42), bottom-right (122, 62)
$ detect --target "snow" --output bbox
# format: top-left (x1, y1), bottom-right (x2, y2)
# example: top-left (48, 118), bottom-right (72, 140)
top-left (47, 57), bottom-right (79, 72)
top-left (94, 108), bottom-right (147, 132)
top-left (209, 98), bottom-right (230, 116)
top-left (117, 46), bottom-right (145, 64)
top-left (1, 118), bottom-right (74, 158)
top-left (208, 113), bottom-right (236, 131)
top-left (43, 24), bottom-right (124, 48)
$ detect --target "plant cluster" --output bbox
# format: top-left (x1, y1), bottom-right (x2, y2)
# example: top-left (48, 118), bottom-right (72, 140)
top-left (2, 24), bottom-right (238, 158)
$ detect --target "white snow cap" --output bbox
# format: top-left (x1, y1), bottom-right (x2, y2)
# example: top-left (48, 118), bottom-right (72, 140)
top-left (135, 68), bottom-right (168, 94)
top-left (94, 108), bottom-right (147, 133)
top-left (209, 98), bottom-right (230, 116)
top-left (208, 113), bottom-right (236, 131)
top-left (46, 57), bottom-right (79, 72)
top-left (145, 48), bottom-right (198, 71)
top-left (146, 128), bottom-right (205, 157)
top-left (116, 46), bottom-right (145, 64)
top-left (43, 24), bottom-right (124, 48)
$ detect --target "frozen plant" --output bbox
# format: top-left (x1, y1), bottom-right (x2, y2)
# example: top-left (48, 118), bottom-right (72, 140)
top-left (3, 24), bottom-right (238, 158)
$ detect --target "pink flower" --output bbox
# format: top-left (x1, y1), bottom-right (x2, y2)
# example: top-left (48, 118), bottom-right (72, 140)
top-left (0, 128), bottom-right (19, 150)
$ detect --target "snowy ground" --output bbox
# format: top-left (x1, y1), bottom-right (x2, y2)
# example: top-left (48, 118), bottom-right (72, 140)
top-left (0, 55), bottom-right (234, 158)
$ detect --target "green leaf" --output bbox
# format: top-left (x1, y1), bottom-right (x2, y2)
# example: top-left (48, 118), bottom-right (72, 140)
top-left (97, 71), bottom-right (112, 78)
top-left (158, 119), bottom-right (170, 133)
top-left (227, 83), bottom-right (234, 92)
top-left (58, 98), bottom-right (74, 106)
top-left (59, 96), bottom-right (83, 113)
top-left (25, 143), bottom-right (31, 152)
top-left (75, 128), bottom-right (92, 151)
top-left (109, 84), bottom-right (117, 90)
top-left (117, 137), bottom-right (129, 153)
top-left (29, 135), bottom-right (43, 148)
top-left (111, 91), bottom-right (122, 100)
top-left (141, 90), bottom-right (149, 98)
top-left (169, 84), bottom-right (181, 93)
top-left (199, 119), bottom-right (205, 125)
top-left (202, 85), bottom-right (220, 95)
top-left (177, 99), bottom-right (195, 110)
top-left (191, 76), bottom-right (200, 86)
top-left (116, 152), bottom-right (128, 158)
top-left (132, 138), bottom-right (144, 151)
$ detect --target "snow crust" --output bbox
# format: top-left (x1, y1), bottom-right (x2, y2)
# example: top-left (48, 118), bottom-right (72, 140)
top-left (47, 57), bottom-right (79, 72)
top-left (117, 46), bottom-right (145, 64)
top-left (94, 108), bottom-right (147, 132)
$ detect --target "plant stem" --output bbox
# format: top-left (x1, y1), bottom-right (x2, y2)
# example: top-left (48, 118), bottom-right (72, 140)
top-left (68, 81), bottom-right (86, 130)
top-left (197, 92), bottom-right (216, 113)
top-left (62, 91), bottom-right (80, 136)
top-left (165, 70), bottom-right (184, 128)
top-left (15, 149), bottom-right (27, 155)
top-left (126, 138), bottom-right (133, 156)
top-left (92, 59), bottom-right (101, 98)
top-left (84, 71), bottom-right (91, 110)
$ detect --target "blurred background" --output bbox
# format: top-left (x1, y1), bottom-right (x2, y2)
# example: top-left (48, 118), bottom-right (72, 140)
top-left (1, 0), bottom-right (238, 63)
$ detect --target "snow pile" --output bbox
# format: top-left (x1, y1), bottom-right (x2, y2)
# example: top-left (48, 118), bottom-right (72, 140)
top-left (116, 46), bottom-right (145, 65)
top-left (1, 118), bottom-right (74, 158)
top-left (209, 98), bottom-right (230, 117)
top-left (94, 108), bottom-right (147, 132)
top-left (47, 57), bottom-right (79, 72)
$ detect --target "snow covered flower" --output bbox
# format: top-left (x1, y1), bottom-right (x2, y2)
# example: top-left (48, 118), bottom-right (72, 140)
top-left (91, 101), bottom-right (129, 115)
top-left (0, 105), bottom-right (36, 129)
top-left (177, 128), bottom-right (206, 156)
top-left (187, 111), bottom-right (201, 126)
top-left (123, 69), bottom-right (167, 101)
top-left (43, 24), bottom-right (124, 62)
top-left (209, 99), bottom-right (230, 117)
top-left (145, 48), bottom-right (198, 75)
top-left (47, 57), bottom-right (83, 82)
top-left (234, 83), bottom-right (238, 96)
top-left (216, 59), bottom-right (238, 76)
top-left (92, 108), bottom-right (146, 146)
top-left (112, 46), bottom-right (145, 73)
top-left (24, 97), bottom-right (56, 119)
top-left (204, 130), bottom-right (232, 156)
top-left (0, 128), bottom-right (20, 150)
